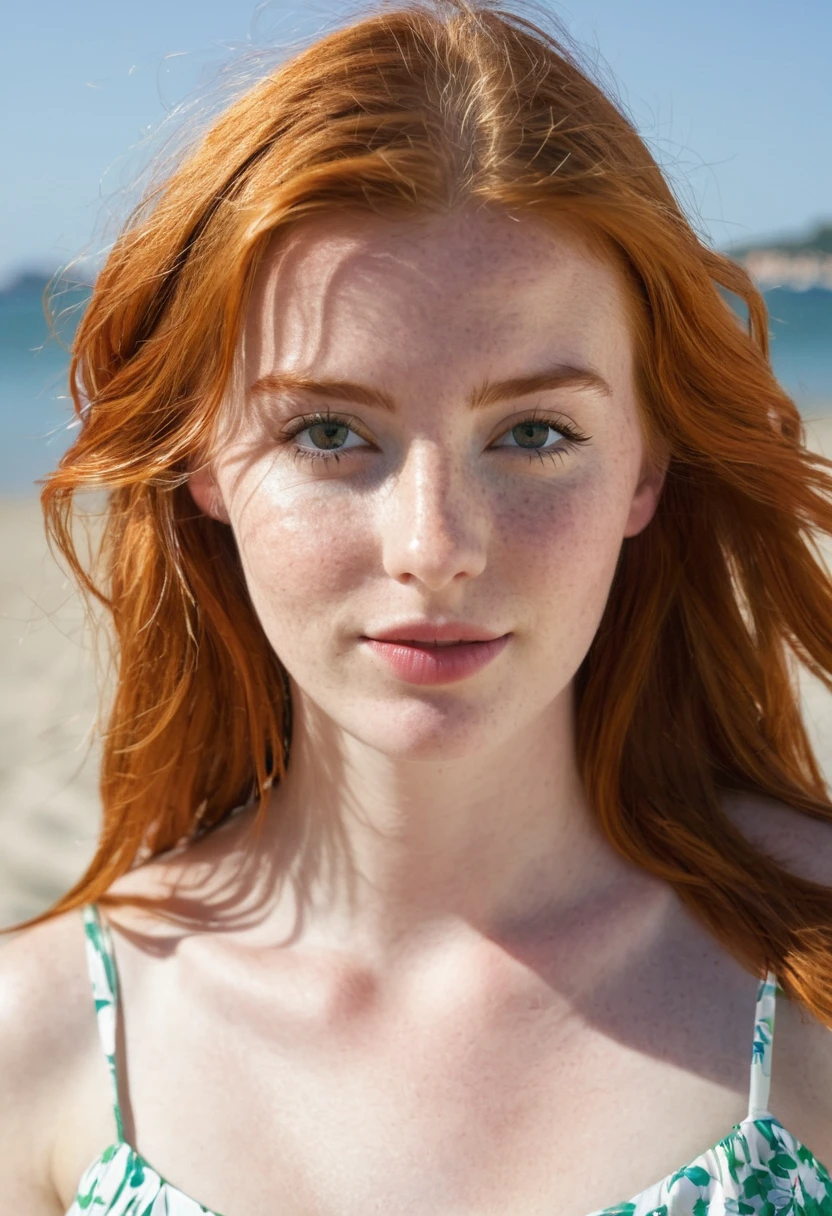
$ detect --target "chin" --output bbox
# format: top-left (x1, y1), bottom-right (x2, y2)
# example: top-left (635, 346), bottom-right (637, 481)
top-left (345, 697), bottom-right (502, 761)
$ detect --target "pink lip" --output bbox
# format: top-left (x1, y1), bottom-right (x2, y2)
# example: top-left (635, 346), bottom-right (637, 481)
top-left (365, 621), bottom-right (506, 644)
top-left (361, 634), bottom-right (511, 685)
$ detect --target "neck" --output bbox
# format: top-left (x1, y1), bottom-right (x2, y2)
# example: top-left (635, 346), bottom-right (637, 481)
top-left (242, 684), bottom-right (634, 964)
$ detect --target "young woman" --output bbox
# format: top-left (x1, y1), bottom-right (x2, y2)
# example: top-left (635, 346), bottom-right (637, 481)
top-left (2, 1), bottom-right (832, 1213)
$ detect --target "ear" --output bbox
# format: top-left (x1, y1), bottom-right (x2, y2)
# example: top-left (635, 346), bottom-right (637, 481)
top-left (622, 452), bottom-right (668, 539)
top-left (188, 464), bottom-right (230, 524)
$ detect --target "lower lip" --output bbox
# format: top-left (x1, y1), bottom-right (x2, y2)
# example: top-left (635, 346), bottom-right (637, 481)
top-left (361, 635), bottom-right (511, 685)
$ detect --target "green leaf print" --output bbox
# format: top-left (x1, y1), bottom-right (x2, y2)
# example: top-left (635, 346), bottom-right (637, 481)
top-left (754, 1118), bottom-right (778, 1148)
top-left (740, 1173), bottom-right (764, 1200)
top-left (669, 1164), bottom-right (713, 1188)
top-left (768, 1150), bottom-right (798, 1178)
top-left (723, 1132), bottom-right (750, 1185)
top-left (85, 915), bottom-right (119, 1001)
top-left (76, 1190), bottom-right (106, 1209)
top-left (129, 1157), bottom-right (146, 1187)
top-left (797, 1142), bottom-right (817, 1166)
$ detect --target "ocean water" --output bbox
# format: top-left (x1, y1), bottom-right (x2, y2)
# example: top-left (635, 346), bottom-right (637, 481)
top-left (0, 279), bottom-right (89, 496)
top-left (1, 278), bottom-right (831, 496)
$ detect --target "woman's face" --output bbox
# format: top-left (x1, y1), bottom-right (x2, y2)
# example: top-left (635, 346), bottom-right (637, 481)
top-left (190, 206), bottom-right (664, 759)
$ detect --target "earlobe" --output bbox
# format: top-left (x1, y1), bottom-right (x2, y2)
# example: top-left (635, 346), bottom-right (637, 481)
top-left (623, 459), bottom-right (667, 538)
top-left (188, 465), bottom-right (230, 524)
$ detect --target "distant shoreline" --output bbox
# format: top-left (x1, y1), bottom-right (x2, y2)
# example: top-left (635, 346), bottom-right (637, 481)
top-left (735, 250), bottom-right (832, 292)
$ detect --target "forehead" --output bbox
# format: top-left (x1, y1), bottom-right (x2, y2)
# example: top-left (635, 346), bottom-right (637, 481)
top-left (242, 207), bottom-right (633, 387)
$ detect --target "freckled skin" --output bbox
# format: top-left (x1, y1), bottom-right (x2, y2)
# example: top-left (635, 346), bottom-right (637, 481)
top-left (193, 206), bottom-right (663, 763)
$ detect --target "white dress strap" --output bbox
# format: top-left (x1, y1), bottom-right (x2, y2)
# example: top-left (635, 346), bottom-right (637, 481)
top-left (747, 969), bottom-right (779, 1119)
top-left (81, 903), bottom-right (125, 1142)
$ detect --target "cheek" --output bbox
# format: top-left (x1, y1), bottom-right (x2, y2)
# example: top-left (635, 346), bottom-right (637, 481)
top-left (227, 472), bottom-right (373, 645)
top-left (495, 467), bottom-right (631, 608)
top-left (483, 462), bottom-right (635, 697)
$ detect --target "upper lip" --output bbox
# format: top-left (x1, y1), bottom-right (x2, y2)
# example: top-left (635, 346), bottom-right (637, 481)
top-left (363, 621), bottom-right (508, 644)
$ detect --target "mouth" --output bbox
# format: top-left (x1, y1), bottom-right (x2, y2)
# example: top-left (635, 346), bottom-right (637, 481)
top-left (363, 621), bottom-right (508, 646)
top-left (384, 638), bottom-right (477, 647)
top-left (359, 633), bottom-right (512, 686)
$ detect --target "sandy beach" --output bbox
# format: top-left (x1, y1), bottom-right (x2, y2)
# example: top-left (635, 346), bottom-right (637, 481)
top-left (0, 497), bottom-right (101, 930)
top-left (2, 419), bottom-right (831, 933)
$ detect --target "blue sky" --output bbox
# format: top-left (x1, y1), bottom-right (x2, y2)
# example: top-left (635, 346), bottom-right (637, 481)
top-left (2, 0), bottom-right (830, 283)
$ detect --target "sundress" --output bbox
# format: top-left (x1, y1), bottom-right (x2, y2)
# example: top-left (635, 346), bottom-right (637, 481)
top-left (68, 902), bottom-right (832, 1215)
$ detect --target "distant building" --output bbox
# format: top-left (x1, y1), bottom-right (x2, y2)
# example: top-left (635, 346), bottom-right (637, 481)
top-left (727, 223), bottom-right (832, 291)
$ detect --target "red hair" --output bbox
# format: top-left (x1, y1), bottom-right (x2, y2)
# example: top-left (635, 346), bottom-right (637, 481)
top-left (19, 0), bottom-right (832, 1023)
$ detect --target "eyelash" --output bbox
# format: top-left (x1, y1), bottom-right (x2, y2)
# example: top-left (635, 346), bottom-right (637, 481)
top-left (278, 408), bottom-right (591, 469)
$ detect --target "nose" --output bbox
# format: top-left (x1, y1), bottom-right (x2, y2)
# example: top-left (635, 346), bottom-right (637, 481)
top-left (379, 439), bottom-right (488, 590)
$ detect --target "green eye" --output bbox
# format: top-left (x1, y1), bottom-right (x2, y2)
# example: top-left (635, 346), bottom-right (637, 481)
top-left (493, 419), bottom-right (567, 450)
top-left (509, 421), bottom-right (556, 449)
top-left (490, 414), bottom-right (591, 463)
top-left (305, 420), bottom-right (352, 450)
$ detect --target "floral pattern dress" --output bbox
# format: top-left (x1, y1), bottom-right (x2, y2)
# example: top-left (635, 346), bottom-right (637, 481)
top-left (68, 905), bottom-right (832, 1216)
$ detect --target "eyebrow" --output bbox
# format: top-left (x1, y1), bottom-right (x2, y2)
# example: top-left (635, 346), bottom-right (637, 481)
top-left (248, 362), bottom-right (612, 412)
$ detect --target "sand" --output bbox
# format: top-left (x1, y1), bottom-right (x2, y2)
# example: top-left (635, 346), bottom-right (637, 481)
top-left (2, 419), bottom-right (831, 933)
top-left (0, 498), bottom-right (101, 929)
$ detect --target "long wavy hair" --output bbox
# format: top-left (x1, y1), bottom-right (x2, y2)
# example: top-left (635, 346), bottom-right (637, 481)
top-left (17, 0), bottom-right (832, 1022)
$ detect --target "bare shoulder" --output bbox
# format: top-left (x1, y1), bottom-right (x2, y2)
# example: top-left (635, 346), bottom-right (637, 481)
top-left (720, 786), bottom-right (832, 886)
top-left (0, 908), bottom-right (98, 1213)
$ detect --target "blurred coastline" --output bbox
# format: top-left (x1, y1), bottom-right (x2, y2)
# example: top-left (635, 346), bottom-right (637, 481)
top-left (2, 253), bottom-right (832, 932)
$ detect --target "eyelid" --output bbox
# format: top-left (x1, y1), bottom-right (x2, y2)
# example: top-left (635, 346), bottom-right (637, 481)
top-left (280, 409), bottom-right (375, 444)
top-left (488, 407), bottom-right (587, 442)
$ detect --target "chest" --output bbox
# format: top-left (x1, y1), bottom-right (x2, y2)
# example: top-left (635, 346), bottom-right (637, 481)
top-left (57, 940), bottom-right (774, 1216)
